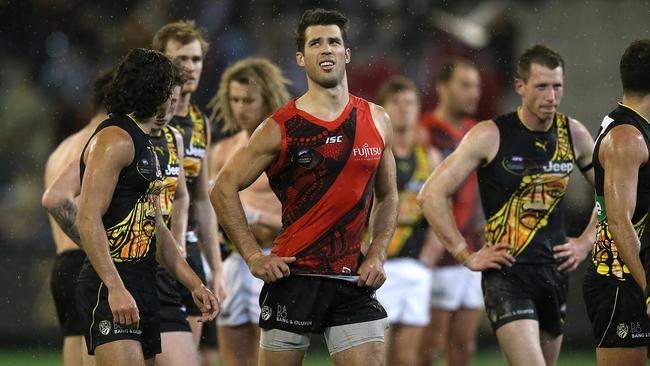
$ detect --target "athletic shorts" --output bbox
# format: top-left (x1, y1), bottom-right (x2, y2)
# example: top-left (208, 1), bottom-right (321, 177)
top-left (199, 318), bottom-right (218, 349)
top-left (430, 265), bottom-right (483, 311)
top-left (180, 236), bottom-right (208, 317)
top-left (482, 264), bottom-right (568, 335)
top-left (583, 268), bottom-right (650, 348)
top-left (376, 258), bottom-right (432, 326)
top-left (157, 266), bottom-right (191, 333)
top-left (50, 250), bottom-right (86, 336)
top-left (218, 252), bottom-right (264, 326)
top-left (259, 275), bottom-right (387, 334)
top-left (76, 280), bottom-right (161, 359)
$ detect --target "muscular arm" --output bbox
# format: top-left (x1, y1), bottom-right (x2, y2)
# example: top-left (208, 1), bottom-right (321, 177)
top-left (76, 128), bottom-right (138, 326)
top-left (601, 125), bottom-right (648, 289)
top-left (417, 121), bottom-right (514, 270)
top-left (211, 118), bottom-right (294, 282)
top-left (155, 200), bottom-right (219, 320)
top-left (42, 159), bottom-right (82, 245)
top-left (170, 128), bottom-right (188, 255)
top-left (195, 121), bottom-right (224, 275)
top-left (365, 105), bottom-right (398, 263)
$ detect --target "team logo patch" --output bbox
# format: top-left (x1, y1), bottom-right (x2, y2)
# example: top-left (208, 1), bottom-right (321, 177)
top-left (98, 320), bottom-right (111, 335)
top-left (294, 149), bottom-right (323, 169)
top-left (617, 323), bottom-right (629, 339)
top-left (261, 306), bottom-right (272, 321)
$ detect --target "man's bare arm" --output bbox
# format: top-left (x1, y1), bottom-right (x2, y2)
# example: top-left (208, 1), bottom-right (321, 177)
top-left (154, 199), bottom-right (219, 321)
top-left (42, 159), bottom-right (82, 245)
top-left (601, 125), bottom-right (648, 289)
top-left (170, 128), bottom-right (188, 255)
top-left (417, 120), bottom-right (515, 271)
top-left (76, 127), bottom-right (139, 327)
top-left (211, 118), bottom-right (295, 282)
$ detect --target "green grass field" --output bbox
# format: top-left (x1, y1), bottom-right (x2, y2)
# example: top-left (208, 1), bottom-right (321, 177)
top-left (0, 348), bottom-right (596, 366)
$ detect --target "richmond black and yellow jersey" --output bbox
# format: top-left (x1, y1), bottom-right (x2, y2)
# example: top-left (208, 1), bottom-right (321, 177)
top-left (387, 145), bottom-right (432, 259)
top-left (169, 104), bottom-right (208, 233)
top-left (150, 126), bottom-right (182, 227)
top-left (590, 103), bottom-right (650, 282)
top-left (78, 115), bottom-right (163, 288)
top-left (477, 111), bottom-right (575, 264)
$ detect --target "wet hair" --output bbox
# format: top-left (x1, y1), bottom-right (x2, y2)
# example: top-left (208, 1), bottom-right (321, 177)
top-left (296, 8), bottom-right (348, 53)
top-left (438, 59), bottom-right (477, 84)
top-left (152, 20), bottom-right (210, 56)
top-left (376, 75), bottom-right (419, 105)
top-left (620, 39), bottom-right (650, 95)
top-left (91, 68), bottom-right (115, 114)
top-left (104, 48), bottom-right (175, 119)
top-left (208, 58), bottom-right (291, 133)
top-left (516, 44), bottom-right (564, 81)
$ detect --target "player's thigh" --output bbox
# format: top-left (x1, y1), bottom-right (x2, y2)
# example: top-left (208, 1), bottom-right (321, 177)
top-left (94, 339), bottom-right (145, 366)
top-left (156, 331), bottom-right (199, 366)
top-left (448, 308), bottom-right (482, 346)
top-left (187, 317), bottom-right (203, 345)
top-left (331, 341), bottom-right (384, 366)
top-left (218, 323), bottom-right (260, 366)
top-left (495, 319), bottom-right (545, 366)
top-left (539, 330), bottom-right (562, 366)
top-left (389, 324), bottom-right (424, 363)
top-left (258, 348), bottom-right (305, 366)
top-left (596, 347), bottom-right (647, 366)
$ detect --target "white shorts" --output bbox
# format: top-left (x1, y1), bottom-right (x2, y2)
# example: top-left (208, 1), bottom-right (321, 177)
top-left (429, 265), bottom-right (483, 311)
top-left (217, 252), bottom-right (264, 327)
top-left (376, 258), bottom-right (432, 326)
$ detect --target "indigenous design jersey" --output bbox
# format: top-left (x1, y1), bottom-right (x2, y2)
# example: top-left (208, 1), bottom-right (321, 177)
top-left (421, 114), bottom-right (483, 266)
top-left (78, 115), bottom-right (163, 286)
top-left (169, 104), bottom-right (207, 232)
top-left (387, 145), bottom-right (431, 259)
top-left (266, 95), bottom-right (385, 275)
top-left (590, 103), bottom-right (650, 282)
top-left (150, 126), bottom-right (181, 226)
top-left (477, 111), bottom-right (575, 264)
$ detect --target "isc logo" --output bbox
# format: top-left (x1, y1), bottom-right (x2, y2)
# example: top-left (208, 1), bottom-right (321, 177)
top-left (325, 135), bottom-right (343, 144)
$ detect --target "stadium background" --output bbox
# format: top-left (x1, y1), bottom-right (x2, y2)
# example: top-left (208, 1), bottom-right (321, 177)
top-left (1, 0), bottom-right (649, 364)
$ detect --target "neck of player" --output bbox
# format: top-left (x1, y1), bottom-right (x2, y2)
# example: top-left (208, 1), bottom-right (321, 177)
top-left (299, 75), bottom-right (349, 119)
top-left (130, 114), bottom-right (159, 136)
top-left (622, 93), bottom-right (650, 121)
top-left (176, 91), bottom-right (192, 118)
top-left (392, 123), bottom-right (415, 157)
top-left (433, 103), bottom-right (465, 128)
top-left (518, 105), bottom-right (553, 131)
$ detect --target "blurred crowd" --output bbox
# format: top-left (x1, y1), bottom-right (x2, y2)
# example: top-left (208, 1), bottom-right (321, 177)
top-left (0, 0), bottom-right (517, 252)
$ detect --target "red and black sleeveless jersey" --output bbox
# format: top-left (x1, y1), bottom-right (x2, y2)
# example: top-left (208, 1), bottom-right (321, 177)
top-left (266, 94), bottom-right (385, 276)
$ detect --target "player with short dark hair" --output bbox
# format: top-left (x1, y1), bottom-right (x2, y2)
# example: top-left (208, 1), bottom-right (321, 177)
top-left (583, 39), bottom-right (650, 366)
top-left (212, 8), bottom-right (398, 366)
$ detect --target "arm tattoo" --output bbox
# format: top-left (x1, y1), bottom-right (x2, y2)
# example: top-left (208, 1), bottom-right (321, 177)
top-left (49, 199), bottom-right (82, 246)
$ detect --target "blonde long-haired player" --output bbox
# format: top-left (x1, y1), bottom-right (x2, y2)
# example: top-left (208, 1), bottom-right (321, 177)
top-left (208, 57), bottom-right (290, 366)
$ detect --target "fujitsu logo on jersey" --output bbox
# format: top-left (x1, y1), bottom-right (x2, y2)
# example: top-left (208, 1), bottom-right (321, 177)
top-left (352, 143), bottom-right (382, 159)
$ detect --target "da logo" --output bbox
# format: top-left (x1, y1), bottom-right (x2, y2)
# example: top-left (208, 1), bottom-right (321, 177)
top-left (98, 320), bottom-right (112, 335)
top-left (261, 306), bottom-right (272, 321)
top-left (617, 323), bottom-right (629, 339)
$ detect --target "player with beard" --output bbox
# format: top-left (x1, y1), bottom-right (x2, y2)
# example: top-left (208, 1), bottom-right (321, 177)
top-left (374, 76), bottom-right (440, 366)
top-left (418, 45), bottom-right (597, 366)
top-left (207, 57), bottom-right (290, 366)
top-left (418, 60), bottom-right (485, 366)
top-left (152, 22), bottom-right (226, 350)
top-left (211, 8), bottom-right (398, 366)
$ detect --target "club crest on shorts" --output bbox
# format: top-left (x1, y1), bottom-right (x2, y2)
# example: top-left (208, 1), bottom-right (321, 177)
top-left (617, 323), bottom-right (629, 338)
top-left (261, 305), bottom-right (272, 321)
top-left (98, 320), bottom-right (112, 335)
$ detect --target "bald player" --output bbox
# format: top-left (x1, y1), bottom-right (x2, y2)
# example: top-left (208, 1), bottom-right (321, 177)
top-left (208, 57), bottom-right (290, 366)
top-left (42, 69), bottom-right (113, 366)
